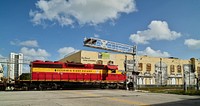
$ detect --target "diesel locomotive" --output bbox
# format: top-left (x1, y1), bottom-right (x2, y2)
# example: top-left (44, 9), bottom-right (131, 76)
top-left (1, 60), bottom-right (126, 90)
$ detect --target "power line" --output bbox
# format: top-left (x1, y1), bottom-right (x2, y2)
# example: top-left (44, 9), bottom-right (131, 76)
top-left (0, 58), bottom-right (31, 64)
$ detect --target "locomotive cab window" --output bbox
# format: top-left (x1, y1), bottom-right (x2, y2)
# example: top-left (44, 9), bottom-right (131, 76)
top-left (111, 70), bottom-right (116, 73)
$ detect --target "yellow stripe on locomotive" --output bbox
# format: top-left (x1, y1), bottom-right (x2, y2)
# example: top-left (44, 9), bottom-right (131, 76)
top-left (32, 67), bottom-right (123, 74)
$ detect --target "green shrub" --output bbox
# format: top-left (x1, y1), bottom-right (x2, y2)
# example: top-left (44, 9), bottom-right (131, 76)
top-left (20, 73), bottom-right (31, 80)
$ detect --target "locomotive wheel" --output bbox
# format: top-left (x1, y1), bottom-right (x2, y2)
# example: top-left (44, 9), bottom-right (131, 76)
top-left (38, 84), bottom-right (43, 91)
top-left (52, 83), bottom-right (58, 90)
top-left (100, 83), bottom-right (109, 89)
top-left (100, 83), bottom-right (106, 89)
top-left (0, 86), bottom-right (5, 91)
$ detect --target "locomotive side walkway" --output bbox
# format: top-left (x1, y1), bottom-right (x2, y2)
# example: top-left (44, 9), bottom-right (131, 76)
top-left (0, 90), bottom-right (200, 106)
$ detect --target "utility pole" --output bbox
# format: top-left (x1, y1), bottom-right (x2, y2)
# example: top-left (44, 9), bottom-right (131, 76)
top-left (124, 55), bottom-right (128, 90)
top-left (83, 37), bottom-right (139, 90)
top-left (160, 58), bottom-right (162, 86)
top-left (132, 45), bottom-right (138, 90)
top-left (183, 65), bottom-right (188, 92)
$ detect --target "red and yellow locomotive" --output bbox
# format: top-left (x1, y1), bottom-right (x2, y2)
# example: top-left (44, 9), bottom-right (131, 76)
top-left (25, 60), bottom-right (126, 90)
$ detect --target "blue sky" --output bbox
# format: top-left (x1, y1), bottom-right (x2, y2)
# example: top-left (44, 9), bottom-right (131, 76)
top-left (1, 0), bottom-right (200, 62)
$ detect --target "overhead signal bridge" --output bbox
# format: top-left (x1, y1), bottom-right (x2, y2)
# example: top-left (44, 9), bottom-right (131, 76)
top-left (84, 37), bottom-right (139, 90)
top-left (84, 37), bottom-right (136, 55)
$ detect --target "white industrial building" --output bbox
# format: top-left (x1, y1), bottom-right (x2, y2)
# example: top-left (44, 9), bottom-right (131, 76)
top-left (8, 53), bottom-right (23, 80)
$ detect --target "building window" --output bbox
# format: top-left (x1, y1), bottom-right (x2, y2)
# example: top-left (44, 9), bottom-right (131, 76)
top-left (138, 63), bottom-right (143, 71)
top-left (177, 65), bottom-right (181, 73)
top-left (146, 63), bottom-right (151, 71)
top-left (170, 65), bottom-right (175, 74)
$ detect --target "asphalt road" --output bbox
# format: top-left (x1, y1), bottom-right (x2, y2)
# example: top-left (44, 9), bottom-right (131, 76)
top-left (0, 90), bottom-right (200, 106)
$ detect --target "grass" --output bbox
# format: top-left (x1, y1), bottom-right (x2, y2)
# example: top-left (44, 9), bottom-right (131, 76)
top-left (138, 87), bottom-right (200, 95)
top-left (166, 90), bottom-right (200, 95)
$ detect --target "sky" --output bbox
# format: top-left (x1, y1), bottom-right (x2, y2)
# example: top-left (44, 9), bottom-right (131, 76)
top-left (1, 0), bottom-right (200, 62)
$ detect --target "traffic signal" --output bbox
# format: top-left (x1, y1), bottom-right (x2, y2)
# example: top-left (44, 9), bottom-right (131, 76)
top-left (84, 38), bottom-right (97, 45)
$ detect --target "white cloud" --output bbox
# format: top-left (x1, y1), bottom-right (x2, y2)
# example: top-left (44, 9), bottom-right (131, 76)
top-left (10, 39), bottom-right (20, 46)
top-left (138, 47), bottom-right (170, 57)
top-left (19, 40), bottom-right (39, 47)
top-left (11, 40), bottom-right (39, 47)
top-left (58, 47), bottom-right (79, 58)
top-left (129, 20), bottom-right (181, 44)
top-left (184, 39), bottom-right (200, 49)
top-left (20, 47), bottom-right (50, 60)
top-left (30, 0), bottom-right (136, 26)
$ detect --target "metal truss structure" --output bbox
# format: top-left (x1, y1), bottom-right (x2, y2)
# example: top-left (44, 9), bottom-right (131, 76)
top-left (0, 57), bottom-right (31, 82)
top-left (84, 37), bottom-right (136, 55)
top-left (83, 37), bottom-right (139, 90)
